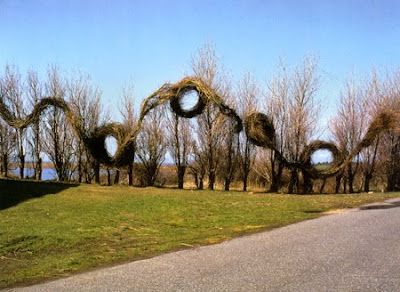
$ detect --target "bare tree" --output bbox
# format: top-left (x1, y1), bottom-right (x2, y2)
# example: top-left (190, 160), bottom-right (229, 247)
top-left (330, 73), bottom-right (367, 193)
top-left (26, 69), bottom-right (43, 180)
top-left (260, 57), bottom-right (321, 193)
top-left (68, 71), bottom-right (104, 183)
top-left (380, 68), bottom-right (400, 191)
top-left (166, 109), bottom-right (193, 189)
top-left (136, 107), bottom-right (167, 186)
top-left (219, 116), bottom-right (239, 191)
top-left (253, 62), bottom-right (290, 193)
top-left (218, 124), bottom-right (237, 191)
top-left (190, 43), bottom-right (227, 190)
top-left (358, 70), bottom-right (386, 192)
top-left (383, 132), bottom-right (400, 192)
top-left (286, 56), bottom-right (321, 193)
top-left (0, 65), bottom-right (26, 179)
top-left (237, 73), bottom-right (258, 191)
top-left (119, 84), bottom-right (137, 186)
top-left (189, 138), bottom-right (207, 189)
top-left (43, 65), bottom-right (75, 181)
top-left (217, 82), bottom-right (241, 191)
top-left (0, 120), bottom-right (15, 177)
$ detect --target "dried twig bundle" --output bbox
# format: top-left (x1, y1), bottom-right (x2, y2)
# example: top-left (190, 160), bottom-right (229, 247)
top-left (169, 80), bottom-right (207, 118)
top-left (356, 110), bottom-right (400, 153)
top-left (168, 77), bottom-right (242, 131)
top-left (84, 123), bottom-right (134, 167)
top-left (244, 112), bottom-right (276, 149)
top-left (0, 97), bottom-right (70, 129)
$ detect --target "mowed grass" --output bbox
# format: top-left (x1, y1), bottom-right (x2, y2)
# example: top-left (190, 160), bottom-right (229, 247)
top-left (1, 179), bottom-right (399, 288)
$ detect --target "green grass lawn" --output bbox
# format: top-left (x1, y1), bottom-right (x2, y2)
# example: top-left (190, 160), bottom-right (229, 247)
top-left (1, 179), bottom-right (399, 288)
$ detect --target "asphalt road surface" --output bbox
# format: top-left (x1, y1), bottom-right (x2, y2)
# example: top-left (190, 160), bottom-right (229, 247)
top-left (8, 198), bottom-right (400, 292)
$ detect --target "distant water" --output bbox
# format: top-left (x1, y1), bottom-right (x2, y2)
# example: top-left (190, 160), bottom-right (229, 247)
top-left (11, 167), bottom-right (115, 181)
top-left (11, 168), bottom-right (57, 180)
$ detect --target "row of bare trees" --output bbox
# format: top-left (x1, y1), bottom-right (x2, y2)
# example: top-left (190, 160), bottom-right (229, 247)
top-left (1, 44), bottom-right (400, 193)
top-left (253, 60), bottom-right (400, 194)
top-left (0, 65), bottom-right (106, 183)
top-left (253, 57), bottom-right (322, 194)
top-left (330, 69), bottom-right (400, 193)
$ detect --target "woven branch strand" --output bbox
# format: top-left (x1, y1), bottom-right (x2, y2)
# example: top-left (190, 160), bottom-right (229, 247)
top-left (0, 77), bottom-right (241, 167)
top-left (245, 109), bottom-right (399, 180)
top-left (1, 75), bottom-right (398, 186)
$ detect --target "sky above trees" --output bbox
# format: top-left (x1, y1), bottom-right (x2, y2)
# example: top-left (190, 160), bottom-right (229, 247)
top-left (1, 0), bottom-right (399, 123)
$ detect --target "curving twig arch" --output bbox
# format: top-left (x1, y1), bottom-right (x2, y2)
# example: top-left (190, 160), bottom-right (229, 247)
top-left (1, 75), bottom-right (398, 189)
top-left (0, 77), bottom-right (241, 168)
top-left (244, 110), bottom-right (400, 183)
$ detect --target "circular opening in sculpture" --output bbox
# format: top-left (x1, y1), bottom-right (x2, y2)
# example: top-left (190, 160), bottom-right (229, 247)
top-left (179, 89), bottom-right (200, 112)
top-left (311, 149), bottom-right (333, 165)
top-left (170, 87), bottom-right (206, 118)
top-left (301, 141), bottom-right (344, 179)
top-left (105, 136), bottom-right (118, 157)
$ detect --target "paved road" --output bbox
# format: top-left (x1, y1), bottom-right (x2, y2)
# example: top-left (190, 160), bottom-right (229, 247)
top-left (8, 198), bottom-right (400, 292)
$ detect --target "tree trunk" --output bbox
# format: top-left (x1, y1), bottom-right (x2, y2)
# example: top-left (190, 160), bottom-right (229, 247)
top-left (242, 173), bottom-right (248, 192)
top-left (363, 173), bottom-right (372, 193)
top-left (35, 158), bottom-right (42, 180)
top-left (38, 162), bottom-right (42, 181)
top-left (269, 154), bottom-right (277, 192)
top-left (224, 170), bottom-right (233, 191)
top-left (177, 166), bottom-right (185, 189)
top-left (199, 177), bottom-right (204, 190)
top-left (19, 154), bottom-right (25, 179)
top-left (3, 154), bottom-right (8, 178)
top-left (107, 169), bottom-right (112, 186)
top-left (85, 171), bottom-right (91, 184)
top-left (335, 173), bottom-right (342, 194)
top-left (302, 171), bottom-right (313, 194)
top-left (319, 178), bottom-right (326, 194)
top-left (347, 164), bottom-right (355, 193)
top-left (114, 169), bottom-right (120, 184)
top-left (55, 160), bottom-right (64, 181)
top-left (386, 169), bottom-right (395, 192)
top-left (270, 161), bottom-right (283, 193)
top-left (288, 169), bottom-right (298, 194)
top-left (145, 165), bottom-right (157, 186)
top-left (94, 162), bottom-right (100, 184)
top-left (78, 156), bottom-right (83, 183)
top-left (270, 175), bottom-right (279, 192)
top-left (208, 171), bottom-right (215, 190)
top-left (128, 162), bottom-right (133, 186)
top-left (224, 178), bottom-right (230, 191)
top-left (193, 171), bottom-right (199, 189)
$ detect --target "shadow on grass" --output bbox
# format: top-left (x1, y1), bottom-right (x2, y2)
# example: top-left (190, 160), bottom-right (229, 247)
top-left (303, 210), bottom-right (323, 214)
top-left (359, 200), bottom-right (400, 210)
top-left (0, 178), bottom-right (79, 210)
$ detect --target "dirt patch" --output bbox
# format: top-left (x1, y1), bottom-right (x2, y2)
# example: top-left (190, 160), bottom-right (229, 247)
top-left (323, 208), bottom-right (348, 215)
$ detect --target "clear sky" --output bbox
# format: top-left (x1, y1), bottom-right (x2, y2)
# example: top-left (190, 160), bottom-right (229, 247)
top-left (1, 0), bottom-right (400, 124)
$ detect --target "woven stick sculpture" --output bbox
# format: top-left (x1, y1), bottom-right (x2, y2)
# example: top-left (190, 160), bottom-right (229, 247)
top-left (244, 109), bottom-right (400, 180)
top-left (0, 77), bottom-right (241, 168)
top-left (0, 75), bottom-right (398, 186)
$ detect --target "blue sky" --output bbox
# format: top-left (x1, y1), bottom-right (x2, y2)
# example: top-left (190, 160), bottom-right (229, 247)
top-left (1, 0), bottom-right (399, 125)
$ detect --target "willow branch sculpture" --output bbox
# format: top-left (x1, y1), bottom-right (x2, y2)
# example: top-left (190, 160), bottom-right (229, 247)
top-left (0, 77), bottom-right (241, 168)
top-left (245, 110), bottom-right (400, 181)
top-left (0, 75), bottom-right (398, 189)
